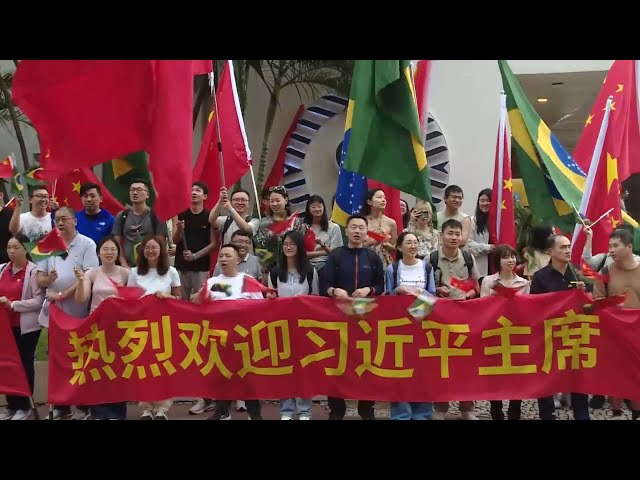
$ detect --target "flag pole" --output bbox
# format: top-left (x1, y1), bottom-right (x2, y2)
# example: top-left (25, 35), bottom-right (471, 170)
top-left (249, 165), bottom-right (262, 220)
top-left (30, 396), bottom-right (40, 420)
top-left (496, 91), bottom-right (507, 242)
top-left (208, 70), bottom-right (226, 188)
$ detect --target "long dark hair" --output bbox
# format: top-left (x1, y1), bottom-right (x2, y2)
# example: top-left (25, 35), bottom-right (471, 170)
top-left (530, 225), bottom-right (554, 252)
top-left (303, 194), bottom-right (329, 231)
top-left (11, 234), bottom-right (33, 263)
top-left (96, 235), bottom-right (121, 262)
top-left (137, 234), bottom-right (170, 276)
top-left (475, 188), bottom-right (491, 235)
top-left (395, 231), bottom-right (419, 258)
top-left (278, 230), bottom-right (313, 284)
top-left (400, 199), bottom-right (411, 229)
top-left (362, 188), bottom-right (384, 216)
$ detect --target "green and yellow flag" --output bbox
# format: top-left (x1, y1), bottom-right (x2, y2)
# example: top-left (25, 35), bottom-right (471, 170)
top-left (341, 60), bottom-right (432, 201)
top-left (102, 151), bottom-right (155, 207)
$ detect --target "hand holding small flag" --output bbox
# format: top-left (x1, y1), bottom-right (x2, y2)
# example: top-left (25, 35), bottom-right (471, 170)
top-left (407, 292), bottom-right (437, 320)
top-left (242, 275), bottom-right (275, 296)
top-left (107, 278), bottom-right (146, 300)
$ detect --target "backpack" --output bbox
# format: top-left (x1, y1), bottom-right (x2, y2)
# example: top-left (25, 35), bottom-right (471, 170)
top-left (221, 216), bottom-right (235, 240)
top-left (390, 260), bottom-right (433, 293)
top-left (429, 249), bottom-right (474, 283)
top-left (270, 268), bottom-right (315, 293)
top-left (331, 247), bottom-right (380, 286)
top-left (118, 208), bottom-right (160, 237)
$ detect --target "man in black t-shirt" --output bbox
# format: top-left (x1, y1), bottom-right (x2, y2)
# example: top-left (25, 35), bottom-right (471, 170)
top-left (172, 182), bottom-right (216, 300)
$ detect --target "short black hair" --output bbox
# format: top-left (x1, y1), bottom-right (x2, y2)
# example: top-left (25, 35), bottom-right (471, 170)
top-left (346, 214), bottom-right (368, 226)
top-left (192, 181), bottom-right (209, 195)
top-left (231, 229), bottom-right (253, 241)
top-left (545, 234), bottom-right (560, 251)
top-left (80, 182), bottom-right (102, 196)
top-left (231, 189), bottom-right (251, 201)
top-left (219, 243), bottom-right (240, 255)
top-left (444, 185), bottom-right (463, 198)
top-left (611, 229), bottom-right (634, 246)
top-left (441, 218), bottom-right (463, 232)
top-left (130, 178), bottom-right (150, 189)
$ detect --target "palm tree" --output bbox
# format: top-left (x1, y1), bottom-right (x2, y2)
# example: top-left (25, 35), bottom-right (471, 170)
top-left (0, 69), bottom-right (32, 170)
top-left (249, 60), bottom-right (353, 192)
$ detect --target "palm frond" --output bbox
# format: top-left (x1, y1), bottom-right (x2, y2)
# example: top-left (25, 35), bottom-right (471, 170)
top-left (0, 72), bottom-right (32, 130)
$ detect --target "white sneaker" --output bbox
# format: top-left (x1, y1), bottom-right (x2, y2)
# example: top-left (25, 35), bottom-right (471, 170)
top-left (461, 412), bottom-right (479, 420)
top-left (155, 411), bottom-right (168, 420)
top-left (189, 399), bottom-right (214, 415)
top-left (553, 395), bottom-right (562, 409)
top-left (281, 416), bottom-right (293, 420)
top-left (236, 400), bottom-right (247, 412)
top-left (11, 410), bottom-right (31, 421)
top-left (71, 409), bottom-right (90, 420)
top-left (299, 415), bottom-right (311, 420)
top-left (140, 410), bottom-right (154, 420)
top-left (431, 411), bottom-right (446, 420)
top-left (0, 409), bottom-right (15, 421)
top-left (610, 415), bottom-right (626, 420)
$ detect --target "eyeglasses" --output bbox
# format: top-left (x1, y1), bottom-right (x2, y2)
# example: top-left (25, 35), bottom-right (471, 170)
top-left (231, 198), bottom-right (249, 203)
top-left (130, 187), bottom-right (148, 193)
top-left (283, 242), bottom-right (297, 249)
top-left (54, 217), bottom-right (72, 224)
top-left (33, 194), bottom-right (49, 199)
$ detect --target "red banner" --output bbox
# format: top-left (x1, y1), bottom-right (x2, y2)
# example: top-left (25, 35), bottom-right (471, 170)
top-left (47, 291), bottom-right (640, 405)
top-left (0, 310), bottom-right (31, 397)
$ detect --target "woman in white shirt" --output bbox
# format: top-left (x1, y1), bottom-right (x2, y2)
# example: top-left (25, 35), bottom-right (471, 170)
top-left (127, 235), bottom-right (181, 420)
top-left (467, 188), bottom-right (495, 282)
top-left (480, 244), bottom-right (530, 420)
top-left (266, 230), bottom-right (319, 420)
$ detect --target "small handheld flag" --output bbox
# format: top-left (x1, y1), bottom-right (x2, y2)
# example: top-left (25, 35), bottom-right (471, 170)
top-left (407, 292), bottom-right (437, 320)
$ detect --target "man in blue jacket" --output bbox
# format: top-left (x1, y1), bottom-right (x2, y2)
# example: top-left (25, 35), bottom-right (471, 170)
top-left (325, 214), bottom-right (384, 420)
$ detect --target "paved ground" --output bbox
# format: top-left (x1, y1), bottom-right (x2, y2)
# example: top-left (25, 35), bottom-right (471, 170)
top-left (10, 398), bottom-right (635, 420)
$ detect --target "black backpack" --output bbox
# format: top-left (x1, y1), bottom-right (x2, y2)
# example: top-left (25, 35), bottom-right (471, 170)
top-left (390, 260), bottom-right (433, 293)
top-left (429, 249), bottom-right (474, 283)
top-left (118, 208), bottom-right (160, 236)
top-left (270, 268), bottom-right (315, 293)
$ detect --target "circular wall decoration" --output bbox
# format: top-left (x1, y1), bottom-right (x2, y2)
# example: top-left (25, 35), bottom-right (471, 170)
top-left (278, 92), bottom-right (450, 210)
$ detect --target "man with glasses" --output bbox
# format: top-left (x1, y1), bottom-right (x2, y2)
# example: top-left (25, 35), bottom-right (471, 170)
top-left (209, 187), bottom-right (255, 250)
top-left (8, 187), bottom-right (53, 242)
top-left (36, 206), bottom-right (99, 420)
top-left (112, 179), bottom-right (167, 267)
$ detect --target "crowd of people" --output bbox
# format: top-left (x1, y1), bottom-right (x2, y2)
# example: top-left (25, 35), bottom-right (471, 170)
top-left (0, 178), bottom-right (638, 421)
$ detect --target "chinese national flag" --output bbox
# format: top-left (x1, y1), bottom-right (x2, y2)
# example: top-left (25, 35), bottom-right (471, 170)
top-left (0, 155), bottom-right (14, 179)
top-left (573, 60), bottom-right (640, 182)
top-left (193, 60), bottom-right (252, 210)
top-left (37, 227), bottom-right (68, 253)
top-left (488, 93), bottom-right (516, 248)
top-left (0, 309), bottom-right (31, 397)
top-left (11, 60), bottom-right (211, 221)
top-left (571, 97), bottom-right (624, 265)
top-left (53, 167), bottom-right (125, 216)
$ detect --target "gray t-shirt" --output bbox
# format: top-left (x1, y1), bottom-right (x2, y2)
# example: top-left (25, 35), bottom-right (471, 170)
top-left (213, 253), bottom-right (262, 280)
top-left (37, 232), bottom-right (99, 326)
top-left (112, 208), bottom-right (168, 266)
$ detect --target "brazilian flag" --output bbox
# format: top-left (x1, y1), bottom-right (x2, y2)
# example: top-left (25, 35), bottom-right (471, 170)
top-left (102, 151), bottom-right (156, 207)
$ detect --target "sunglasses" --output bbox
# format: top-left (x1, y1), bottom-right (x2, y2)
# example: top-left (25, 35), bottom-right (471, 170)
top-left (269, 186), bottom-right (287, 193)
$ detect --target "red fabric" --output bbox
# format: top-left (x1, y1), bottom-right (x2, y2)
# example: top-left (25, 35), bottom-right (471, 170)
top-left (414, 60), bottom-right (432, 139)
top-left (193, 60), bottom-right (252, 210)
top-left (37, 228), bottom-right (67, 253)
top-left (0, 157), bottom-right (14, 179)
top-left (0, 309), bottom-right (30, 396)
top-left (303, 228), bottom-right (316, 252)
top-left (488, 123), bottom-right (516, 247)
top-left (264, 105), bottom-right (305, 190)
top-left (11, 60), bottom-right (199, 221)
top-left (242, 275), bottom-right (274, 295)
top-left (573, 60), bottom-right (640, 181)
top-left (0, 264), bottom-right (26, 327)
top-left (52, 166), bottom-right (124, 216)
top-left (46, 289), bottom-right (640, 405)
top-left (192, 60), bottom-right (213, 76)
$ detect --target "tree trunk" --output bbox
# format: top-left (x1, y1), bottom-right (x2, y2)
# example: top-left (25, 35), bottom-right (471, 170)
top-left (0, 71), bottom-right (30, 171)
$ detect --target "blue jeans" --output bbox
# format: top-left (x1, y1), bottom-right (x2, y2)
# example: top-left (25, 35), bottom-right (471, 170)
top-left (280, 398), bottom-right (312, 418)
top-left (390, 402), bottom-right (433, 420)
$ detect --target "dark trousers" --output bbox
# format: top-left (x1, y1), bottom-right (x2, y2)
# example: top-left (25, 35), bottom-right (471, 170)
top-left (538, 393), bottom-right (590, 420)
top-left (91, 403), bottom-right (127, 420)
top-left (490, 400), bottom-right (522, 420)
top-left (327, 397), bottom-right (375, 420)
top-left (317, 265), bottom-right (328, 297)
top-left (215, 400), bottom-right (261, 418)
top-left (6, 328), bottom-right (41, 412)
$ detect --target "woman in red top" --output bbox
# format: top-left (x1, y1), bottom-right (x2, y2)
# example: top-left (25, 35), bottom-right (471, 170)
top-left (0, 234), bottom-right (45, 421)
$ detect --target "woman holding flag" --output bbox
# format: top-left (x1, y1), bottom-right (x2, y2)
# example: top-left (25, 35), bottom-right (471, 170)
top-left (0, 234), bottom-right (45, 420)
top-left (362, 189), bottom-right (398, 271)
top-left (74, 235), bottom-right (131, 420)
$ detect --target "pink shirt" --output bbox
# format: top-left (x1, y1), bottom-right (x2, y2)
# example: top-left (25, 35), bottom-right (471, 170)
top-left (86, 266), bottom-right (130, 313)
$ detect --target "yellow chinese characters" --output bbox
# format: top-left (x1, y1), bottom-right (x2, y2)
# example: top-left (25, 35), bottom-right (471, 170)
top-left (478, 316), bottom-right (537, 376)
top-left (298, 319), bottom-right (348, 376)
top-left (117, 316), bottom-right (176, 380)
top-left (178, 320), bottom-right (232, 378)
top-left (419, 320), bottom-right (472, 379)
top-left (68, 324), bottom-right (117, 385)
top-left (355, 318), bottom-right (414, 378)
top-left (234, 320), bottom-right (293, 378)
top-left (542, 310), bottom-right (600, 374)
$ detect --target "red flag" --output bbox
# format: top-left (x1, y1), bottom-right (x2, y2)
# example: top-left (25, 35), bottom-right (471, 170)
top-left (268, 211), bottom-right (299, 235)
top-left (366, 230), bottom-right (389, 245)
top-left (573, 61), bottom-right (640, 182)
top-left (242, 275), bottom-right (274, 295)
top-left (571, 96), bottom-right (624, 265)
top-left (489, 93), bottom-right (516, 248)
top-left (4, 197), bottom-right (16, 209)
top-left (0, 155), bottom-right (14, 179)
top-left (107, 278), bottom-right (145, 300)
top-left (581, 261), bottom-right (610, 283)
top-left (593, 293), bottom-right (627, 310)
top-left (0, 309), bottom-right (31, 397)
top-left (303, 227), bottom-right (316, 252)
top-left (11, 60), bottom-right (200, 221)
top-left (52, 167), bottom-right (124, 216)
top-left (414, 60), bottom-right (432, 140)
top-left (264, 105), bottom-right (305, 190)
top-left (37, 228), bottom-right (68, 253)
top-left (192, 60), bottom-right (213, 76)
top-left (367, 179), bottom-right (404, 235)
top-left (450, 277), bottom-right (476, 293)
top-left (491, 283), bottom-right (520, 298)
top-left (193, 60), bottom-right (252, 210)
